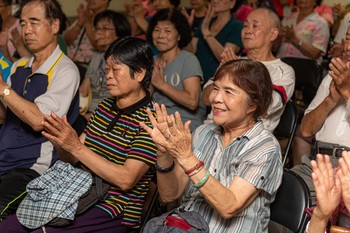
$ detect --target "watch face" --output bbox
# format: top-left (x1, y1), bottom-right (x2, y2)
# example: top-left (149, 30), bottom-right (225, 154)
top-left (3, 88), bottom-right (10, 96)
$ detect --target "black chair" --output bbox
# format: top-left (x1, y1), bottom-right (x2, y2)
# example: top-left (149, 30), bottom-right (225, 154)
top-left (273, 100), bottom-right (298, 167)
top-left (281, 57), bottom-right (323, 116)
top-left (270, 169), bottom-right (311, 233)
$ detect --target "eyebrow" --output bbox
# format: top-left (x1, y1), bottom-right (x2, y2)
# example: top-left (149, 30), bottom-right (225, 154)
top-left (20, 17), bottom-right (41, 23)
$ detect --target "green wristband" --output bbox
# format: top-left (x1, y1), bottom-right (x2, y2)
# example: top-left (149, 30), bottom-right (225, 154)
top-left (193, 170), bottom-right (210, 188)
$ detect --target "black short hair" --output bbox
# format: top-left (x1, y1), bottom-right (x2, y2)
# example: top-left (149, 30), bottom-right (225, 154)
top-left (104, 37), bottom-right (154, 90)
top-left (20, 0), bottom-right (66, 33)
top-left (2, 0), bottom-right (11, 6)
top-left (147, 8), bottom-right (191, 49)
top-left (170, 0), bottom-right (180, 8)
top-left (93, 10), bottom-right (131, 39)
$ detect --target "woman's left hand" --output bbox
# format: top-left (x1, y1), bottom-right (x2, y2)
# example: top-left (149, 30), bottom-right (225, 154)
top-left (41, 113), bottom-right (83, 154)
top-left (201, 3), bottom-right (214, 37)
top-left (151, 61), bottom-right (166, 90)
top-left (140, 103), bottom-right (193, 163)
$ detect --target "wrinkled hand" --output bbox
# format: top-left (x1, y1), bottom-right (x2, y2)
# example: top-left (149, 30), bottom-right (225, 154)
top-left (328, 80), bottom-right (342, 105)
top-left (333, 3), bottom-right (346, 18)
top-left (337, 151), bottom-right (350, 212)
top-left (0, 31), bottom-right (8, 48)
top-left (201, 3), bottom-right (214, 37)
top-left (329, 57), bottom-right (350, 101)
top-left (181, 7), bottom-right (195, 28)
top-left (311, 154), bottom-right (342, 220)
top-left (161, 110), bottom-right (192, 164)
top-left (130, 1), bottom-right (144, 20)
top-left (151, 61), bottom-right (166, 90)
top-left (10, 28), bottom-right (24, 49)
top-left (281, 25), bottom-right (297, 42)
top-left (139, 103), bottom-right (172, 154)
top-left (76, 3), bottom-right (87, 26)
top-left (140, 103), bottom-right (193, 164)
top-left (220, 47), bottom-right (240, 65)
top-left (41, 113), bottom-right (82, 154)
top-left (328, 42), bottom-right (343, 58)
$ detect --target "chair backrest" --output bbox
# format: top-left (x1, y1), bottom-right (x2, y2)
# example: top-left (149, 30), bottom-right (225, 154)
top-left (273, 100), bottom-right (298, 166)
top-left (270, 169), bottom-right (311, 233)
top-left (281, 57), bottom-right (323, 108)
top-left (138, 180), bottom-right (159, 233)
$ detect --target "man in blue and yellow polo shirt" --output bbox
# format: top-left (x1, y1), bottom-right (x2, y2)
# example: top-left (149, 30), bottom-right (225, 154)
top-left (0, 0), bottom-right (80, 221)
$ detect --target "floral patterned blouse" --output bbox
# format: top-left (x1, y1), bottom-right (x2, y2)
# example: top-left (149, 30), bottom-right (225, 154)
top-left (277, 11), bottom-right (329, 64)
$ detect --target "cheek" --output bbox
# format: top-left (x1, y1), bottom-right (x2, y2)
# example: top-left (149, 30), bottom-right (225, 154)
top-left (208, 91), bottom-right (216, 103)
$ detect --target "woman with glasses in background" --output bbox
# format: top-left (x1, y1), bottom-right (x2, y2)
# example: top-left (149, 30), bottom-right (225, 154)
top-left (79, 10), bottom-right (131, 121)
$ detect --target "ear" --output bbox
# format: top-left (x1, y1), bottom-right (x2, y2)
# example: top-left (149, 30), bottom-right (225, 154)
top-left (229, 0), bottom-right (236, 9)
top-left (270, 28), bottom-right (279, 42)
top-left (51, 18), bottom-right (60, 35)
top-left (135, 68), bottom-right (147, 83)
top-left (247, 103), bottom-right (257, 115)
top-left (246, 98), bottom-right (257, 115)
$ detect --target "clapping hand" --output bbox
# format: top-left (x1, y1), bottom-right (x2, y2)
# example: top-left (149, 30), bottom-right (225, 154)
top-left (41, 113), bottom-right (82, 154)
top-left (337, 151), bottom-right (350, 212)
top-left (220, 47), bottom-right (240, 65)
top-left (329, 57), bottom-right (350, 101)
top-left (311, 154), bottom-right (342, 220)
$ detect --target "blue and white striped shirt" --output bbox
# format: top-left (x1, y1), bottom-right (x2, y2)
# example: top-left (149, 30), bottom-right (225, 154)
top-left (181, 122), bottom-right (283, 233)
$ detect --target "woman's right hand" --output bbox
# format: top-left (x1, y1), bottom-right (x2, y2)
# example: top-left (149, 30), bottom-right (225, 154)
top-left (76, 3), bottom-right (87, 27)
top-left (220, 47), bottom-right (240, 64)
top-left (311, 154), bottom-right (342, 220)
top-left (140, 103), bottom-right (171, 154)
top-left (181, 7), bottom-right (195, 28)
top-left (333, 3), bottom-right (346, 19)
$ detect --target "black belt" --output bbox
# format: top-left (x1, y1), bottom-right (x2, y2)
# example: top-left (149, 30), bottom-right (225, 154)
top-left (310, 141), bottom-right (350, 160)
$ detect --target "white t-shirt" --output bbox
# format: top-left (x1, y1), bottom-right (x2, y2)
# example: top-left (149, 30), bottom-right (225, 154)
top-left (334, 13), bottom-right (350, 44)
top-left (305, 75), bottom-right (350, 146)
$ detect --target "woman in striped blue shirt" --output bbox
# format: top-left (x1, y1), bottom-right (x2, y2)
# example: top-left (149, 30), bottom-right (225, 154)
top-left (142, 59), bottom-right (284, 233)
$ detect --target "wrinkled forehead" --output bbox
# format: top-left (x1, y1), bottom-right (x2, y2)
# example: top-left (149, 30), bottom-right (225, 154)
top-left (21, 2), bottom-right (46, 20)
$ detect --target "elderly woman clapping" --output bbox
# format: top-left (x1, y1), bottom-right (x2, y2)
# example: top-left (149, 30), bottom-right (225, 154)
top-left (141, 59), bottom-right (283, 233)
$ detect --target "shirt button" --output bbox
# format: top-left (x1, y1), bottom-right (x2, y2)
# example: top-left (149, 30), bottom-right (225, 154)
top-left (23, 90), bottom-right (27, 95)
top-left (27, 79), bottom-right (31, 83)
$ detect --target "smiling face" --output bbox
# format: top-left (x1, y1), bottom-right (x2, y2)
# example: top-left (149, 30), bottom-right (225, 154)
top-left (152, 20), bottom-right (180, 53)
top-left (20, 2), bottom-right (59, 53)
top-left (241, 9), bottom-right (279, 51)
top-left (209, 75), bottom-right (256, 129)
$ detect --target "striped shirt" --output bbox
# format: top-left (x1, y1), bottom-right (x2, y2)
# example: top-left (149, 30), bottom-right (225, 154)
top-left (83, 95), bottom-right (157, 228)
top-left (181, 122), bottom-right (283, 233)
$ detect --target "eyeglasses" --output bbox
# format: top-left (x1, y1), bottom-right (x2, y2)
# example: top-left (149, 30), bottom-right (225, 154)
top-left (93, 27), bottom-right (115, 32)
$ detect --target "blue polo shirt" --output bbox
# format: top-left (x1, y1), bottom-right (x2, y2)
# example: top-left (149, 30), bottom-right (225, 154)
top-left (0, 46), bottom-right (80, 175)
top-left (0, 50), bottom-right (12, 83)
